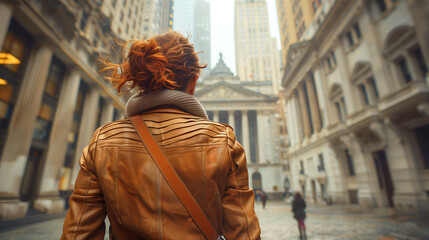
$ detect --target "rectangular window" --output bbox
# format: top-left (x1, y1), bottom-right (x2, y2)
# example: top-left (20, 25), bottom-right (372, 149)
top-left (398, 57), bottom-right (412, 82)
top-left (80, 12), bottom-right (88, 30)
top-left (331, 51), bottom-right (336, 65)
top-left (345, 149), bottom-right (355, 176)
top-left (413, 47), bottom-right (428, 77)
top-left (376, 0), bottom-right (387, 13)
top-left (346, 31), bottom-right (354, 47)
top-left (359, 84), bottom-right (370, 105)
top-left (341, 97), bottom-right (347, 115)
top-left (326, 56), bottom-right (332, 69)
top-left (318, 154), bottom-right (325, 171)
top-left (335, 102), bottom-right (343, 122)
top-left (369, 76), bottom-right (379, 99)
top-left (354, 23), bottom-right (361, 39)
top-left (415, 124), bottom-right (429, 169)
top-left (300, 160), bottom-right (305, 174)
top-left (112, 0), bottom-right (116, 6)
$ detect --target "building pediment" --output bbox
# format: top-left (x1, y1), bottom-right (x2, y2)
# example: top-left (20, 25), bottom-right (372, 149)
top-left (195, 82), bottom-right (276, 102)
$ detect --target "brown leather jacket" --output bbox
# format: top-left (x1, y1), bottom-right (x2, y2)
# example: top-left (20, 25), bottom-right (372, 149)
top-left (61, 108), bottom-right (261, 240)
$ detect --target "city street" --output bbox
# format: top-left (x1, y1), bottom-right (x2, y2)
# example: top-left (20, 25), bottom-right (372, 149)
top-left (1, 201), bottom-right (428, 240)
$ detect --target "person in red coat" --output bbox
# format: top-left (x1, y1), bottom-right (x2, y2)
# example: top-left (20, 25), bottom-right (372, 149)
top-left (292, 192), bottom-right (307, 239)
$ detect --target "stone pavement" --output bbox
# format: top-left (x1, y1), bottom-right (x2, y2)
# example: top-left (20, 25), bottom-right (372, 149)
top-left (0, 201), bottom-right (428, 239)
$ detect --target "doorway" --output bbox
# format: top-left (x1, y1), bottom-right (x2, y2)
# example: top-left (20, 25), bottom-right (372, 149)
top-left (20, 148), bottom-right (43, 202)
top-left (372, 150), bottom-right (394, 207)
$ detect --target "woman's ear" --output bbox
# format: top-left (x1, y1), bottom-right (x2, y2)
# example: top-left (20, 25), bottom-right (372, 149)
top-left (186, 76), bottom-right (199, 95)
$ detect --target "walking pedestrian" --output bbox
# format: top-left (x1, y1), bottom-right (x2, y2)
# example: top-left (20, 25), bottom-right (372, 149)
top-left (260, 191), bottom-right (267, 209)
top-left (292, 192), bottom-right (307, 239)
top-left (61, 32), bottom-right (261, 239)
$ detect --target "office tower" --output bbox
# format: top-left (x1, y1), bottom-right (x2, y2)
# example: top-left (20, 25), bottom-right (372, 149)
top-left (193, 0), bottom-right (211, 76)
top-left (173, 0), bottom-right (196, 35)
top-left (276, 0), bottom-right (321, 64)
top-left (234, 0), bottom-right (281, 93)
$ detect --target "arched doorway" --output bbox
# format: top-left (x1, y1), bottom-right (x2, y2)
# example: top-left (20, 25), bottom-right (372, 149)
top-left (252, 172), bottom-right (262, 191)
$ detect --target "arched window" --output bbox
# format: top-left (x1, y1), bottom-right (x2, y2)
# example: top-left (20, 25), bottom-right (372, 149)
top-left (383, 26), bottom-right (428, 85)
top-left (350, 62), bottom-right (379, 107)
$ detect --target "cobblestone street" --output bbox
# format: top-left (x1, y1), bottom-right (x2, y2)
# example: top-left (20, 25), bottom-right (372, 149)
top-left (1, 201), bottom-right (428, 240)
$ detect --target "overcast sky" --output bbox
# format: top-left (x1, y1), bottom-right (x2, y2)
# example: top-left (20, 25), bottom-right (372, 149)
top-left (210, 0), bottom-right (280, 74)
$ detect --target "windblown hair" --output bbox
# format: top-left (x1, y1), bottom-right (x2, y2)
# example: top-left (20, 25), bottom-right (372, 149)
top-left (101, 32), bottom-right (206, 93)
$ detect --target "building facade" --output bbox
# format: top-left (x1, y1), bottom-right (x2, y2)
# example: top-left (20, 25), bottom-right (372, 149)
top-left (100, 0), bottom-right (146, 39)
top-left (101, 0), bottom-right (173, 39)
top-left (281, 0), bottom-right (429, 211)
top-left (0, 0), bottom-right (130, 220)
top-left (173, 0), bottom-right (196, 35)
top-left (195, 54), bottom-right (286, 199)
top-left (276, 0), bottom-right (324, 64)
top-left (193, 0), bottom-right (211, 77)
top-left (234, 0), bottom-right (281, 94)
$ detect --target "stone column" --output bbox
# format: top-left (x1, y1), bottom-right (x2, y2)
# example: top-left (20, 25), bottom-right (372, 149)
top-left (0, 44), bottom-right (52, 220)
top-left (0, 1), bottom-right (13, 49)
top-left (70, 89), bottom-right (99, 184)
top-left (306, 77), bottom-right (322, 132)
top-left (33, 69), bottom-right (81, 213)
top-left (228, 110), bottom-right (235, 129)
top-left (213, 110), bottom-right (219, 122)
top-left (241, 110), bottom-right (251, 161)
top-left (292, 93), bottom-right (304, 142)
top-left (297, 84), bottom-right (312, 138)
top-left (101, 101), bottom-right (115, 125)
top-left (256, 110), bottom-right (265, 164)
top-left (37, 69), bottom-right (80, 194)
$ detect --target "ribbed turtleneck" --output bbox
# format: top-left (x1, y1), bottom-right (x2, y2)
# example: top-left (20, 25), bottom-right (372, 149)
top-left (126, 89), bottom-right (208, 119)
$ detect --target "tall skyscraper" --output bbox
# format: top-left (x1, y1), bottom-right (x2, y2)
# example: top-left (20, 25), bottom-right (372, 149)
top-left (100, 0), bottom-right (173, 40)
top-left (276, 0), bottom-right (322, 64)
top-left (100, 0), bottom-right (147, 39)
top-left (159, 0), bottom-right (174, 34)
top-left (234, 0), bottom-right (281, 93)
top-left (193, 0), bottom-right (211, 76)
top-left (173, 0), bottom-right (196, 35)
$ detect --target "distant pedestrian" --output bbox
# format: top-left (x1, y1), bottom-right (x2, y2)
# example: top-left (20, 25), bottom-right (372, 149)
top-left (292, 192), bottom-right (307, 239)
top-left (260, 191), bottom-right (267, 209)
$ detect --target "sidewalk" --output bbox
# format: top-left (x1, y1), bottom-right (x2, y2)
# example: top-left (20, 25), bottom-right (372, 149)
top-left (1, 201), bottom-right (428, 239)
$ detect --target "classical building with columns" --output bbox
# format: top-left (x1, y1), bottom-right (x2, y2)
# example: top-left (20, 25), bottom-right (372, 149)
top-left (0, 0), bottom-right (128, 220)
top-left (195, 54), bottom-right (286, 198)
top-left (281, 0), bottom-right (429, 211)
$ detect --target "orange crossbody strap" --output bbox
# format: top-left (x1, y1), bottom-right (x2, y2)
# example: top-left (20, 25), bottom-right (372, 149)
top-left (130, 115), bottom-right (224, 240)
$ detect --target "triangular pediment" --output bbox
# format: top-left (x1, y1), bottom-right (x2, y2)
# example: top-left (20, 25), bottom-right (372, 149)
top-left (195, 82), bottom-right (276, 102)
top-left (287, 41), bottom-right (311, 64)
top-left (350, 61), bottom-right (371, 81)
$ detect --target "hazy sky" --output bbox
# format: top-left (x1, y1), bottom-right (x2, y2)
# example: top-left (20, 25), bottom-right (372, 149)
top-left (209, 0), bottom-right (280, 74)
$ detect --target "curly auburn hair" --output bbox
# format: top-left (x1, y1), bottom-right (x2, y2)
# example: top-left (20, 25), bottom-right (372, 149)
top-left (101, 32), bottom-right (206, 93)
